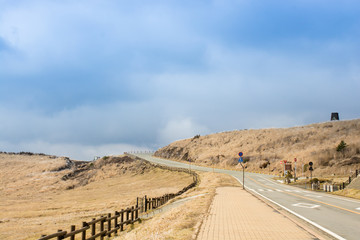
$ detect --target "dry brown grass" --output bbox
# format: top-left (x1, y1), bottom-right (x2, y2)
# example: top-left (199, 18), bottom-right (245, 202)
top-left (331, 189), bottom-right (360, 200)
top-left (113, 172), bottom-right (241, 240)
top-left (0, 153), bottom-right (193, 240)
top-left (155, 119), bottom-right (360, 177)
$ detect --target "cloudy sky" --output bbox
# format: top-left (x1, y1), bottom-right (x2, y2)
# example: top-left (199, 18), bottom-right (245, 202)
top-left (0, 0), bottom-right (359, 160)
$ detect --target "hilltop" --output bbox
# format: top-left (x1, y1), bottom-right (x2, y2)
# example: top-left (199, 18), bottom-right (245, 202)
top-left (155, 119), bottom-right (360, 176)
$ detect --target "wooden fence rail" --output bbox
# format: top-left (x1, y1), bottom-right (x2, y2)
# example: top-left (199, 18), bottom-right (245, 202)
top-left (39, 157), bottom-right (199, 240)
top-left (39, 207), bottom-right (140, 240)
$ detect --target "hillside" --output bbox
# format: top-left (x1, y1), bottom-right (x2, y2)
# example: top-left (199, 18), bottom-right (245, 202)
top-left (155, 119), bottom-right (360, 177)
top-left (0, 152), bottom-right (193, 240)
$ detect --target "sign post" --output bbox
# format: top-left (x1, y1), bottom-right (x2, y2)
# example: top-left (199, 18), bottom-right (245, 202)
top-left (294, 158), bottom-right (297, 182)
top-left (309, 161), bottom-right (313, 189)
top-left (309, 162), bottom-right (314, 182)
top-left (238, 152), bottom-right (245, 190)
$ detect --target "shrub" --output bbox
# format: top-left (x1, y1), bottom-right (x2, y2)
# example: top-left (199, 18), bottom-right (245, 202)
top-left (192, 134), bottom-right (200, 140)
top-left (336, 140), bottom-right (347, 153)
top-left (310, 178), bottom-right (319, 184)
top-left (303, 163), bottom-right (308, 172)
top-left (243, 156), bottom-right (250, 163)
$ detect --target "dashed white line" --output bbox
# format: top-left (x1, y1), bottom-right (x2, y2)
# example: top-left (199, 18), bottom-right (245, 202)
top-left (292, 203), bottom-right (320, 209)
top-left (305, 194), bottom-right (323, 198)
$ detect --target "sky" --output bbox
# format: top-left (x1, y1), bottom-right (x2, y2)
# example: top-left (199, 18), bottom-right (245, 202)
top-left (0, 0), bottom-right (359, 160)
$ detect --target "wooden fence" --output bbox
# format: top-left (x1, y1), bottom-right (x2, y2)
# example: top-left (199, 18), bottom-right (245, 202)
top-left (39, 157), bottom-right (199, 240)
top-left (337, 169), bottom-right (359, 190)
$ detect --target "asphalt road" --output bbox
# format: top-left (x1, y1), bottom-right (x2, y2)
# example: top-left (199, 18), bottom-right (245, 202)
top-left (132, 153), bottom-right (360, 240)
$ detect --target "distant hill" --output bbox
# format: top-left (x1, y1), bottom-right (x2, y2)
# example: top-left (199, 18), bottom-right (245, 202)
top-left (155, 119), bottom-right (360, 176)
top-left (0, 152), bottom-right (151, 194)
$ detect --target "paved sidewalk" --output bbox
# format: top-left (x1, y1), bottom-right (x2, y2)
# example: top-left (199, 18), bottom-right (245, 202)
top-left (197, 187), bottom-right (320, 240)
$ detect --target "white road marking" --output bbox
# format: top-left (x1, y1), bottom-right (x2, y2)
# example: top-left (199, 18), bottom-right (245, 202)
top-left (232, 176), bottom-right (347, 240)
top-left (292, 203), bottom-right (320, 209)
top-left (285, 190), bottom-right (292, 192)
top-left (305, 194), bottom-right (323, 198)
top-left (267, 189), bottom-right (274, 192)
top-left (276, 189), bottom-right (283, 192)
top-left (258, 189), bottom-right (264, 191)
top-left (356, 207), bottom-right (360, 211)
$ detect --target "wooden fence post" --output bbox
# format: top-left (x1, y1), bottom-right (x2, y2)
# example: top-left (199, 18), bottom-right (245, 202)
top-left (107, 213), bottom-right (111, 237)
top-left (144, 195), bottom-right (148, 212)
top-left (70, 225), bottom-right (75, 240)
top-left (120, 209), bottom-right (124, 231)
top-left (57, 230), bottom-right (64, 240)
top-left (100, 216), bottom-right (104, 240)
top-left (82, 222), bottom-right (87, 240)
top-left (131, 206), bottom-right (134, 223)
top-left (91, 218), bottom-right (96, 237)
top-left (115, 211), bottom-right (119, 234)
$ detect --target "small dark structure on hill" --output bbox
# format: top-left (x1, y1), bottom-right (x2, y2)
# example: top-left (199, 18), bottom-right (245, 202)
top-left (331, 112), bottom-right (339, 121)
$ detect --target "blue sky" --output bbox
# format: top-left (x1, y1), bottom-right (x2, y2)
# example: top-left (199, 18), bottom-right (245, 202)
top-left (1, 0), bottom-right (359, 160)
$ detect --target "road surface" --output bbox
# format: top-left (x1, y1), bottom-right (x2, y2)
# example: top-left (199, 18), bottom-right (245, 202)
top-left (132, 153), bottom-right (360, 240)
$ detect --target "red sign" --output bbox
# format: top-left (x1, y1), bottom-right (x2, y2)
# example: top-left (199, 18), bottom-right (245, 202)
top-left (284, 160), bottom-right (287, 163)
top-left (294, 158), bottom-right (297, 162)
top-left (280, 161), bottom-right (283, 164)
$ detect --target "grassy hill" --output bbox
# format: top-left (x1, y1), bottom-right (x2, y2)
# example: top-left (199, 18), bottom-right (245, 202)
top-left (0, 153), bottom-right (193, 240)
top-left (155, 119), bottom-right (360, 177)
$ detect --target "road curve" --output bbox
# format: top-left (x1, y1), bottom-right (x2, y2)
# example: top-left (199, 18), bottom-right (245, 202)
top-left (132, 153), bottom-right (360, 240)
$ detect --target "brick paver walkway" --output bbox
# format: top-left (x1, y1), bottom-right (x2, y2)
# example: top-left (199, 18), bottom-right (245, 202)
top-left (197, 187), bottom-right (318, 240)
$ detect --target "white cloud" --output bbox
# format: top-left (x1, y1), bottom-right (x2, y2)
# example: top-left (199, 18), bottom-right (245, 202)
top-left (0, 0), bottom-right (359, 158)
top-left (158, 118), bottom-right (209, 145)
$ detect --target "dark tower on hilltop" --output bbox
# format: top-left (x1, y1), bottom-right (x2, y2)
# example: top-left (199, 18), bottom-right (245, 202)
top-left (331, 112), bottom-right (339, 121)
